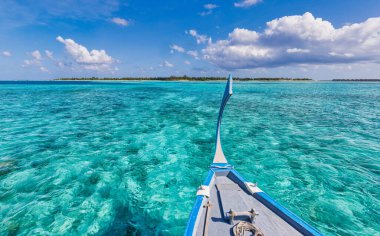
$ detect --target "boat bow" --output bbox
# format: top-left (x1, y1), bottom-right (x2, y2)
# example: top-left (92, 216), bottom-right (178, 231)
top-left (213, 74), bottom-right (233, 164)
top-left (185, 75), bottom-right (322, 236)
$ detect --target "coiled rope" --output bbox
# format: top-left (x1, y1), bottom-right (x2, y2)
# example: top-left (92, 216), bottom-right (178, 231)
top-left (233, 221), bottom-right (264, 236)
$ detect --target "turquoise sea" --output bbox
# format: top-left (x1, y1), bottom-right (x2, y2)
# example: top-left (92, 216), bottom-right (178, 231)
top-left (0, 81), bottom-right (379, 235)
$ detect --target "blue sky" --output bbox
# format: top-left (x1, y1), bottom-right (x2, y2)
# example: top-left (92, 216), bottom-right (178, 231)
top-left (1, 0), bottom-right (380, 80)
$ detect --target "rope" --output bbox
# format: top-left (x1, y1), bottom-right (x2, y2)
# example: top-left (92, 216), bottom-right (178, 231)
top-left (233, 221), bottom-right (264, 236)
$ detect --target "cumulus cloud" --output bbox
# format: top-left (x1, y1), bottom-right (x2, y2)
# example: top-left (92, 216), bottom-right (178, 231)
top-left (23, 50), bottom-right (43, 67)
top-left (228, 28), bottom-right (259, 43)
top-left (111, 17), bottom-right (129, 26)
top-left (44, 49), bottom-right (71, 70)
top-left (23, 60), bottom-right (33, 66)
top-left (2, 51), bottom-right (11, 57)
top-left (200, 3), bottom-right (218, 16)
top-left (234, 0), bottom-right (261, 8)
top-left (45, 50), bottom-right (54, 59)
top-left (184, 60), bottom-right (191, 65)
top-left (169, 43), bottom-right (200, 59)
top-left (170, 44), bottom-right (185, 53)
top-left (56, 36), bottom-right (116, 71)
top-left (204, 3), bottom-right (218, 10)
top-left (286, 48), bottom-right (310, 54)
top-left (187, 50), bottom-right (199, 59)
top-left (31, 50), bottom-right (42, 60)
top-left (186, 30), bottom-right (211, 44)
top-left (160, 60), bottom-right (174, 67)
top-left (22, 50), bottom-right (50, 72)
top-left (202, 12), bottom-right (380, 69)
top-left (57, 36), bottom-right (113, 64)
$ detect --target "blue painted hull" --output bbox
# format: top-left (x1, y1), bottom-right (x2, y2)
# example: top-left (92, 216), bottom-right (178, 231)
top-left (185, 164), bottom-right (323, 236)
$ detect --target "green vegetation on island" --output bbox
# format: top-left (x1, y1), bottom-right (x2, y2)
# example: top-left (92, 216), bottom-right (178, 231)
top-left (55, 76), bottom-right (312, 81)
top-left (332, 79), bottom-right (380, 82)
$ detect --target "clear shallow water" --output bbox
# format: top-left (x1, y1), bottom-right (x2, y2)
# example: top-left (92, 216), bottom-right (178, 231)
top-left (0, 81), bottom-right (379, 235)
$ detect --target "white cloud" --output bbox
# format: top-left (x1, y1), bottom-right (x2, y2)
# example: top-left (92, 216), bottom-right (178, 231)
top-left (45, 50), bottom-right (54, 59)
top-left (187, 30), bottom-right (211, 44)
top-left (187, 50), bottom-right (199, 59)
top-left (2, 51), bottom-right (11, 57)
top-left (23, 50), bottom-right (43, 67)
top-left (169, 44), bottom-right (200, 59)
top-left (44, 49), bottom-right (70, 70)
top-left (31, 50), bottom-right (42, 60)
top-left (200, 3), bottom-right (218, 16)
top-left (264, 12), bottom-right (335, 41)
top-left (228, 28), bottom-right (259, 44)
top-left (204, 4), bottom-right (218, 10)
top-left (328, 52), bottom-right (354, 58)
top-left (111, 17), bottom-right (129, 26)
top-left (56, 36), bottom-right (116, 71)
top-left (160, 60), bottom-right (174, 67)
top-left (170, 44), bottom-right (185, 53)
top-left (184, 60), bottom-right (191, 65)
top-left (57, 36), bottom-right (113, 64)
top-left (39, 66), bottom-right (49, 72)
top-left (202, 12), bottom-right (380, 69)
top-left (234, 0), bottom-right (261, 8)
top-left (286, 48), bottom-right (310, 54)
top-left (200, 12), bottom-right (212, 16)
top-left (23, 60), bottom-right (32, 66)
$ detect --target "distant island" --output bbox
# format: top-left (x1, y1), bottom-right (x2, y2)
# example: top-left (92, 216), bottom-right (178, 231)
top-left (332, 79), bottom-right (380, 82)
top-left (55, 76), bottom-right (312, 81)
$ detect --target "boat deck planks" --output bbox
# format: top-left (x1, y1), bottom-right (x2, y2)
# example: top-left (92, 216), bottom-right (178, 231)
top-left (195, 171), bottom-right (302, 236)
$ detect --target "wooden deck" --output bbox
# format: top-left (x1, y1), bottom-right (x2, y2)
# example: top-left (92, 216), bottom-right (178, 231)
top-left (194, 170), bottom-right (302, 236)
